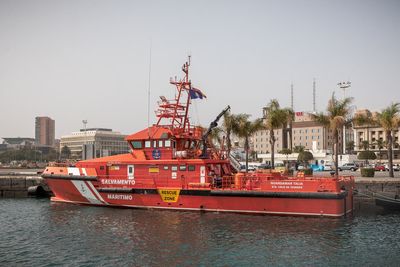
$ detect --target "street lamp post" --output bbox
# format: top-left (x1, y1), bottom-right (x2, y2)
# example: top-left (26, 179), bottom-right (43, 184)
top-left (82, 120), bottom-right (87, 159)
top-left (337, 81), bottom-right (351, 155)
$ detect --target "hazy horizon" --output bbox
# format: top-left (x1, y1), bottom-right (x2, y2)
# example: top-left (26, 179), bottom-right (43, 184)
top-left (1, 0), bottom-right (399, 139)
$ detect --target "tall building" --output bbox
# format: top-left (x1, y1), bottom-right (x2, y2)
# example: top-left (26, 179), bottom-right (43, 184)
top-left (35, 116), bottom-right (55, 147)
top-left (60, 128), bottom-right (130, 159)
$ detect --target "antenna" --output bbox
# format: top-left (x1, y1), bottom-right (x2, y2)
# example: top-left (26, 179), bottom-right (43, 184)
top-left (290, 82), bottom-right (294, 110)
top-left (147, 39), bottom-right (152, 137)
top-left (313, 78), bottom-right (316, 113)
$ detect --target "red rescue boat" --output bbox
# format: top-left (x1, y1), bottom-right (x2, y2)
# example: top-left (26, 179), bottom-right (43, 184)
top-left (43, 58), bottom-right (354, 217)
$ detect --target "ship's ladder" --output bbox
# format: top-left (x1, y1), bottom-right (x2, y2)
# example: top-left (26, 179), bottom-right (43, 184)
top-left (229, 152), bottom-right (241, 172)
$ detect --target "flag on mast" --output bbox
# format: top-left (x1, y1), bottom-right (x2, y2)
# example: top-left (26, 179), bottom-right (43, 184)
top-left (189, 87), bottom-right (206, 99)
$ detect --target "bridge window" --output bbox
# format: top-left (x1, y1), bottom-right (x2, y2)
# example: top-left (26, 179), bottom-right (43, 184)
top-left (171, 166), bottom-right (178, 171)
top-left (131, 141), bottom-right (142, 149)
top-left (165, 140), bottom-right (171, 147)
top-left (179, 165), bottom-right (186, 171)
top-left (188, 165), bottom-right (195, 171)
top-left (145, 141), bottom-right (151, 148)
top-left (158, 140), bottom-right (163, 147)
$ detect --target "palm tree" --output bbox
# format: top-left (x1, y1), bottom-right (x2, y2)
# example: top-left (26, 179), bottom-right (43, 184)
top-left (283, 108), bottom-right (295, 150)
top-left (263, 99), bottom-right (292, 169)
top-left (376, 103), bottom-right (400, 177)
top-left (209, 127), bottom-right (223, 148)
top-left (279, 148), bottom-right (292, 171)
top-left (353, 110), bottom-right (375, 148)
top-left (232, 114), bottom-right (265, 172)
top-left (359, 140), bottom-right (371, 151)
top-left (312, 93), bottom-right (353, 177)
top-left (222, 111), bottom-right (235, 157)
top-left (373, 139), bottom-right (385, 163)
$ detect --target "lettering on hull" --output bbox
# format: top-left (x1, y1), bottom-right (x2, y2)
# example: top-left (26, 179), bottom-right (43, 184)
top-left (107, 194), bottom-right (133, 200)
top-left (100, 179), bottom-right (136, 185)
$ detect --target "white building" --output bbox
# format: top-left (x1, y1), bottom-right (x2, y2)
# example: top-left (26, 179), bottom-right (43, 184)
top-left (60, 128), bottom-right (130, 159)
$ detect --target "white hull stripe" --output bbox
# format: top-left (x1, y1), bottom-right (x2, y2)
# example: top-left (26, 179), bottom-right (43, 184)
top-left (71, 180), bottom-right (103, 205)
top-left (82, 168), bottom-right (106, 203)
top-left (67, 167), bottom-right (104, 204)
top-left (86, 181), bottom-right (106, 204)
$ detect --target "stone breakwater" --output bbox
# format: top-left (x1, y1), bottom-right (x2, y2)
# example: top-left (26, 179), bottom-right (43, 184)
top-left (0, 173), bottom-right (50, 197)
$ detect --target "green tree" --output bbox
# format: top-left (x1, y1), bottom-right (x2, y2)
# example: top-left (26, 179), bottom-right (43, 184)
top-left (376, 103), bottom-right (400, 177)
top-left (222, 111), bottom-right (235, 157)
top-left (357, 150), bottom-right (376, 166)
top-left (293, 145), bottom-right (305, 153)
top-left (346, 140), bottom-right (355, 154)
top-left (232, 114), bottom-right (265, 173)
top-left (61, 145), bottom-right (71, 160)
top-left (312, 93), bottom-right (353, 177)
top-left (297, 151), bottom-right (314, 169)
top-left (359, 140), bottom-right (371, 151)
top-left (263, 99), bottom-right (293, 169)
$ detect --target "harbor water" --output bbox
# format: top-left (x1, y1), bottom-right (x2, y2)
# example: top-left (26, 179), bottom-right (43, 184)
top-left (1, 198), bottom-right (400, 266)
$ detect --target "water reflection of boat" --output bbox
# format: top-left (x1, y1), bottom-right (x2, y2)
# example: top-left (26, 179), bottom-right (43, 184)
top-left (375, 193), bottom-right (400, 210)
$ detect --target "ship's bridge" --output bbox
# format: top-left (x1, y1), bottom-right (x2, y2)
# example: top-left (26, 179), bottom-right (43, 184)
top-left (125, 126), bottom-right (203, 160)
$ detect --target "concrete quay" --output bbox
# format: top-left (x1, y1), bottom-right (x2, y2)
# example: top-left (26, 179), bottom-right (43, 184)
top-left (0, 172), bottom-right (50, 198)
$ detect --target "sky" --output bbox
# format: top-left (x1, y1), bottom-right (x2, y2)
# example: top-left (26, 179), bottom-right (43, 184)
top-left (0, 0), bottom-right (399, 139)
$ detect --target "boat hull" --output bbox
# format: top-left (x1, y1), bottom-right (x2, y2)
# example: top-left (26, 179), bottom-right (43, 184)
top-left (46, 178), bottom-right (353, 217)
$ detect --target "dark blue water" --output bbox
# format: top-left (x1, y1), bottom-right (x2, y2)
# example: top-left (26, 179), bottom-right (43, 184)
top-left (1, 199), bottom-right (400, 266)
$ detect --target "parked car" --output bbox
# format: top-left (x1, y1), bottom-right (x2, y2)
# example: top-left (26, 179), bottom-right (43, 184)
top-left (338, 163), bottom-right (359, 171)
top-left (374, 164), bottom-right (386, 171)
top-left (240, 165), bottom-right (256, 172)
top-left (384, 164), bottom-right (400, 171)
top-left (323, 163), bottom-right (334, 171)
top-left (258, 164), bottom-right (271, 170)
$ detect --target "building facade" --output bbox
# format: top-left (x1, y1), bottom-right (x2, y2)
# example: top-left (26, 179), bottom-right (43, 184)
top-left (35, 116), bottom-right (55, 147)
top-left (253, 111), bottom-right (349, 155)
top-left (353, 109), bottom-right (400, 161)
top-left (60, 128), bottom-right (130, 159)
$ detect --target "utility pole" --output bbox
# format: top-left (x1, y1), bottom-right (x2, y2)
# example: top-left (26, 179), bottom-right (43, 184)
top-left (313, 78), bottom-right (316, 113)
top-left (290, 82), bottom-right (294, 110)
top-left (82, 119), bottom-right (87, 160)
top-left (337, 81), bottom-right (351, 154)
